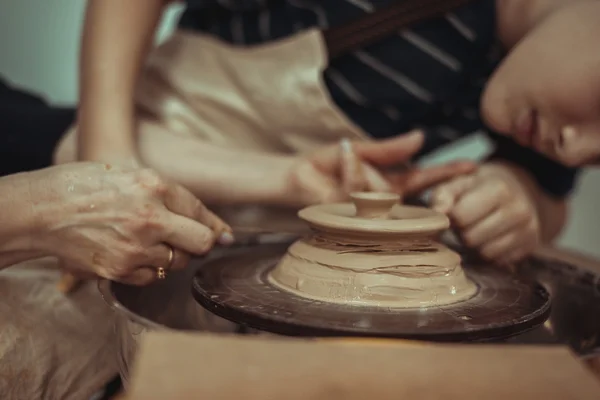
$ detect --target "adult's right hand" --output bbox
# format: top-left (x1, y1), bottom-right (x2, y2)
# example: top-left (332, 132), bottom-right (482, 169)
top-left (285, 130), bottom-right (477, 207)
top-left (27, 162), bottom-right (233, 285)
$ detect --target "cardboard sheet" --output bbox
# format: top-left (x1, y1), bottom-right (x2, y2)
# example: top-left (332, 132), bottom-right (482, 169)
top-left (125, 331), bottom-right (600, 399)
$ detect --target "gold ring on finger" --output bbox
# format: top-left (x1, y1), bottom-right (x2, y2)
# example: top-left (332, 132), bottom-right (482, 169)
top-left (157, 245), bottom-right (175, 280)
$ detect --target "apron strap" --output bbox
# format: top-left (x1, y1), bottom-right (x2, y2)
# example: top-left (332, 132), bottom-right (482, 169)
top-left (323, 0), bottom-right (474, 60)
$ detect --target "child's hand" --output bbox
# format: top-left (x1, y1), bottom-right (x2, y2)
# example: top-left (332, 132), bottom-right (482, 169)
top-left (431, 163), bottom-right (540, 264)
top-left (285, 131), bottom-right (476, 207)
top-left (482, 2), bottom-right (600, 167)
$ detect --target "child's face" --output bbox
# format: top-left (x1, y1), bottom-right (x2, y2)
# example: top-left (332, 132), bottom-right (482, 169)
top-left (481, 3), bottom-right (600, 167)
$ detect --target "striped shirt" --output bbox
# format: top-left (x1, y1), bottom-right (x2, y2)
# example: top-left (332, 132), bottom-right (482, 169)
top-left (179, 0), bottom-right (579, 197)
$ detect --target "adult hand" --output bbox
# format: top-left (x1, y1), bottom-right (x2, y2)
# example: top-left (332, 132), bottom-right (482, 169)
top-left (431, 163), bottom-right (541, 264)
top-left (286, 130), bottom-right (477, 206)
top-left (28, 162), bottom-right (233, 285)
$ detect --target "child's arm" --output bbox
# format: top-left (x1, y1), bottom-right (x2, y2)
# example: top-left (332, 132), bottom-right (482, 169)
top-left (496, 0), bottom-right (586, 49)
top-left (78, 0), bottom-right (174, 163)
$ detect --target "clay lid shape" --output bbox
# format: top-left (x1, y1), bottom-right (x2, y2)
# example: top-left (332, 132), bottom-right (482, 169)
top-left (299, 192), bottom-right (449, 237)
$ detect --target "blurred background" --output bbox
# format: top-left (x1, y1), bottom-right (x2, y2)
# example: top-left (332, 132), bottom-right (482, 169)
top-left (1, 0), bottom-right (599, 257)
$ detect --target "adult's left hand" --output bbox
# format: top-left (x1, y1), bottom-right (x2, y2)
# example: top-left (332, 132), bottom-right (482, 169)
top-left (430, 163), bottom-right (540, 264)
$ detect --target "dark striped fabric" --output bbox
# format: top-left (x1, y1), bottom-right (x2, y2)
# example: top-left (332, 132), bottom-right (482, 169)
top-left (179, 0), bottom-right (579, 197)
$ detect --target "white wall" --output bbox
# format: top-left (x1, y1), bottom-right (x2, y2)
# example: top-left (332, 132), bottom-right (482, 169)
top-left (0, 0), bottom-right (183, 105)
top-left (2, 0), bottom-right (599, 257)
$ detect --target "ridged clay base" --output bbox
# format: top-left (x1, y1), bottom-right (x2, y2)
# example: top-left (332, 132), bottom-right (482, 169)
top-left (268, 238), bottom-right (478, 308)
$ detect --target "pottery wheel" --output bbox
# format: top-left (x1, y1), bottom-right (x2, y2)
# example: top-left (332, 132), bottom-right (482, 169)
top-left (193, 192), bottom-right (550, 341)
top-left (192, 243), bottom-right (550, 342)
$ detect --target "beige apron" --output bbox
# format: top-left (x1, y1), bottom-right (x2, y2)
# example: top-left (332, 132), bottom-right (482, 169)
top-left (138, 28), bottom-right (366, 148)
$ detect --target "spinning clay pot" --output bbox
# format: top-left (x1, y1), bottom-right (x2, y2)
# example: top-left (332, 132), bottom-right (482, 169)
top-left (269, 192), bottom-right (478, 307)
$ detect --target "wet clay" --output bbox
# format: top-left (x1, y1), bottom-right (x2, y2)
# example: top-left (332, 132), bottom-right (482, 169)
top-left (268, 192), bottom-right (478, 308)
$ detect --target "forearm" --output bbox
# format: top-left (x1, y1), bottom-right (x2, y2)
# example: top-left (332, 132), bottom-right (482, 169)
top-left (138, 129), bottom-right (299, 207)
top-left (178, 148), bottom-right (298, 207)
top-left (0, 173), bottom-right (50, 269)
top-left (78, 0), bottom-right (170, 161)
top-left (496, 0), bottom-right (589, 49)
top-left (484, 160), bottom-right (568, 242)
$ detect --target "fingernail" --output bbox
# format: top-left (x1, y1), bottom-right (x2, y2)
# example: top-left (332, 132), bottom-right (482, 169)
top-left (340, 138), bottom-right (352, 154)
top-left (218, 232), bottom-right (235, 246)
top-left (560, 125), bottom-right (577, 148)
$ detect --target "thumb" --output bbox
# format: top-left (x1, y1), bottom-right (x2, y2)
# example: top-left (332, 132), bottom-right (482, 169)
top-left (430, 175), bottom-right (475, 214)
top-left (352, 130), bottom-right (424, 167)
